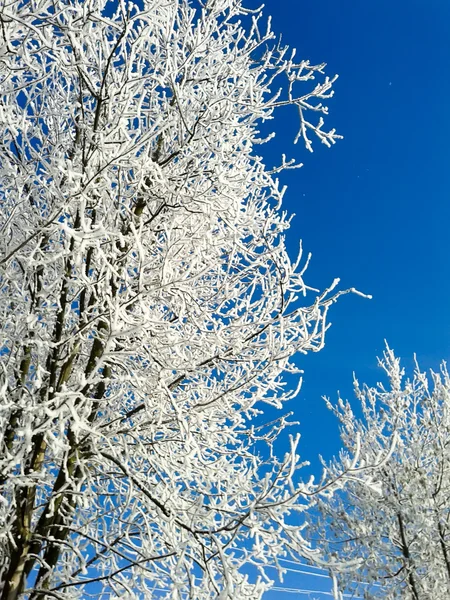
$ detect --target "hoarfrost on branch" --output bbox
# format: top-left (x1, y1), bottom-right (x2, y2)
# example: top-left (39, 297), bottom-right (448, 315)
top-left (0, 0), bottom-right (349, 598)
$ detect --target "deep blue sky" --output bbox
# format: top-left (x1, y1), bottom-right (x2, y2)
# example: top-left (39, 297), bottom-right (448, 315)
top-left (255, 1), bottom-right (450, 596)
top-left (258, 0), bottom-right (450, 464)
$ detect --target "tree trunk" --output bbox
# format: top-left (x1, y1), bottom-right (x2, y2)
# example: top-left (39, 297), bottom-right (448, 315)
top-left (397, 512), bottom-right (420, 600)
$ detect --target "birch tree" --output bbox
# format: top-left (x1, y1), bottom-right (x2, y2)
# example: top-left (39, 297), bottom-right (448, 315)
top-left (309, 347), bottom-right (450, 600)
top-left (0, 0), bottom-right (352, 598)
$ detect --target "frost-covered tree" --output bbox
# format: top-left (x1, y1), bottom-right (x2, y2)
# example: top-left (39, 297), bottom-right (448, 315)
top-left (309, 347), bottom-right (450, 600)
top-left (0, 0), bottom-right (354, 598)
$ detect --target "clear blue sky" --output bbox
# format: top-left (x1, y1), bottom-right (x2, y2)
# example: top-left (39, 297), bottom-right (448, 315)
top-left (255, 1), bottom-right (450, 596)
top-left (258, 0), bottom-right (450, 465)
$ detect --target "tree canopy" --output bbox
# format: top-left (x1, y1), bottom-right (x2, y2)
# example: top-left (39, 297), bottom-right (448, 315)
top-left (0, 1), bottom-right (353, 598)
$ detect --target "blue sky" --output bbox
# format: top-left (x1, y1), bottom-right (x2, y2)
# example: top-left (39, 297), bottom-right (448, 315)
top-left (258, 0), bottom-right (450, 464)
top-left (255, 1), bottom-right (450, 596)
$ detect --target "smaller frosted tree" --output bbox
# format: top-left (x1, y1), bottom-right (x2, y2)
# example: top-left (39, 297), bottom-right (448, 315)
top-left (309, 346), bottom-right (450, 600)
